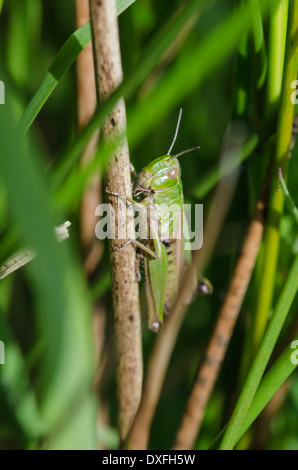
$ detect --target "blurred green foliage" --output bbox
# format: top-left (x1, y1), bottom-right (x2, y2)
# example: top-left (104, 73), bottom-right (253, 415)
top-left (0, 0), bottom-right (297, 450)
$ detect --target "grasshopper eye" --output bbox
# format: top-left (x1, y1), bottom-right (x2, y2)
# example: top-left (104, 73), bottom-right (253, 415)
top-left (167, 167), bottom-right (179, 179)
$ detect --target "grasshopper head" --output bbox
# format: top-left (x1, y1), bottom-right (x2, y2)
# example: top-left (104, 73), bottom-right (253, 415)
top-left (133, 109), bottom-right (199, 195)
top-left (134, 155), bottom-right (181, 194)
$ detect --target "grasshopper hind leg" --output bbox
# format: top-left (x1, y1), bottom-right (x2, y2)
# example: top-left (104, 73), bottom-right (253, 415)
top-left (197, 277), bottom-right (213, 296)
top-left (150, 321), bottom-right (162, 333)
top-left (163, 302), bottom-right (172, 316)
top-left (162, 275), bottom-right (213, 318)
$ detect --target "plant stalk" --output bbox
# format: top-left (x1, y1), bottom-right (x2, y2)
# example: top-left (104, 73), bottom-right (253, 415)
top-left (252, 0), bottom-right (297, 351)
top-left (89, 0), bottom-right (142, 442)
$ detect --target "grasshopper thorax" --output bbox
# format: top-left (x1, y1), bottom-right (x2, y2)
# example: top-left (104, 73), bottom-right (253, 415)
top-left (133, 155), bottom-right (181, 195)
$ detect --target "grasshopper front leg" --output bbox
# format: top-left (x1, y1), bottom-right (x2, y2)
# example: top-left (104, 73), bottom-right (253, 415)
top-left (106, 187), bottom-right (157, 258)
top-left (130, 162), bottom-right (138, 180)
top-left (116, 238), bottom-right (157, 259)
top-left (106, 187), bottom-right (137, 206)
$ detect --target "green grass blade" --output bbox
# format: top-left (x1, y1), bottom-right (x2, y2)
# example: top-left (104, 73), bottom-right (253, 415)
top-left (219, 252), bottom-right (298, 449)
top-left (18, 21), bottom-right (91, 135)
top-left (191, 116), bottom-right (275, 199)
top-left (52, 0), bottom-right (275, 203)
top-left (266, 0), bottom-right (289, 116)
top-left (0, 311), bottom-right (45, 442)
top-left (231, 27), bottom-right (251, 120)
top-left (237, 336), bottom-right (298, 441)
top-left (250, 0), bottom-right (267, 89)
top-left (252, 0), bottom-right (298, 354)
top-left (125, 0), bottom-right (273, 151)
top-left (0, 98), bottom-right (97, 449)
top-left (18, 0), bottom-right (136, 135)
top-left (117, 0), bottom-right (136, 14)
top-left (210, 336), bottom-right (298, 449)
top-left (278, 168), bottom-right (298, 225)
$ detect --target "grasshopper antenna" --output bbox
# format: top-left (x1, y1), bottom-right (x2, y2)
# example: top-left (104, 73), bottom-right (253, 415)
top-left (171, 146), bottom-right (200, 160)
top-left (167, 108), bottom-right (183, 155)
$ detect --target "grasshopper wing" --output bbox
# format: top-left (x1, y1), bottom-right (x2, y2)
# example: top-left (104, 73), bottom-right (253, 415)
top-left (145, 243), bottom-right (168, 332)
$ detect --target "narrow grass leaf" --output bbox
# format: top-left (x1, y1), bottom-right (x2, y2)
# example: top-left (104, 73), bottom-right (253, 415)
top-left (220, 252), bottom-right (298, 449)
top-left (18, 0), bottom-right (136, 135)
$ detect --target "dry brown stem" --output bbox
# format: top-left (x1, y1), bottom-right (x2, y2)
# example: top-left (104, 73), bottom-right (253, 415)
top-left (173, 190), bottom-right (266, 449)
top-left (89, 0), bottom-right (142, 442)
top-left (76, 0), bottom-right (102, 275)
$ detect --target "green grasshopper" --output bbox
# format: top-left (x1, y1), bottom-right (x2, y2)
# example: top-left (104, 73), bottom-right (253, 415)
top-left (107, 109), bottom-right (212, 332)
